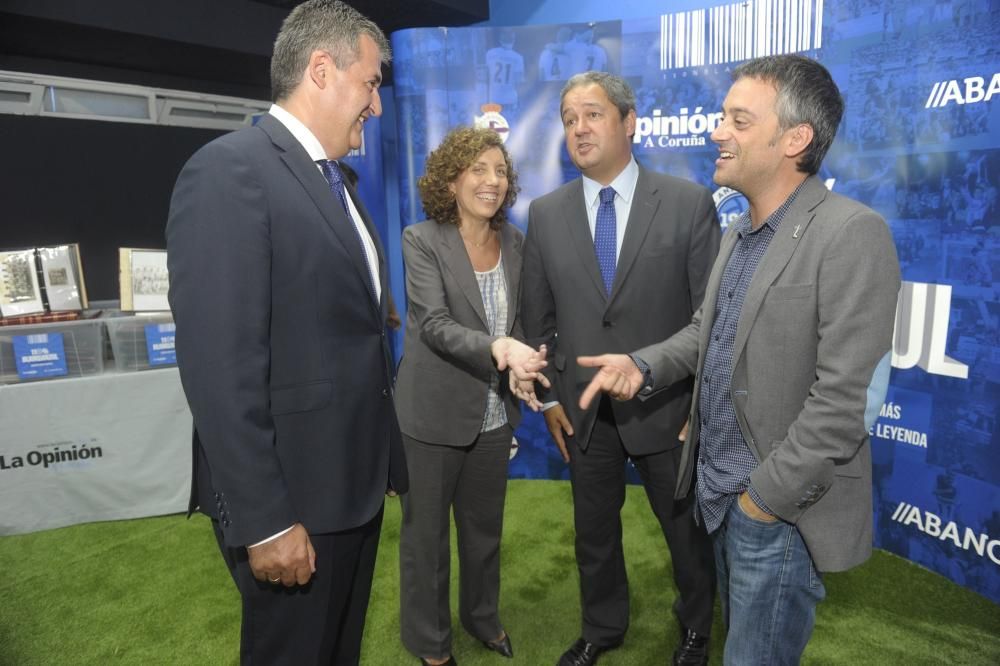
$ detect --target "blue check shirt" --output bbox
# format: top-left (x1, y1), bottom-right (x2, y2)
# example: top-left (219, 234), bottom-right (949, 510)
top-left (695, 185), bottom-right (802, 533)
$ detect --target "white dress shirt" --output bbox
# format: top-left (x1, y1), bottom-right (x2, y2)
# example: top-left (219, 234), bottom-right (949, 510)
top-left (269, 103), bottom-right (381, 301)
top-left (580, 156), bottom-right (640, 262)
top-left (543, 156), bottom-right (640, 412)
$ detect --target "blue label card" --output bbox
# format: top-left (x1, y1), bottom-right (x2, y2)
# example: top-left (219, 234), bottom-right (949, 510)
top-left (13, 332), bottom-right (68, 379)
top-left (144, 323), bottom-right (177, 366)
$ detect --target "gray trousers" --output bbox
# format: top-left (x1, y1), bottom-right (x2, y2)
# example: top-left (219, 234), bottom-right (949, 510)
top-left (399, 425), bottom-right (513, 660)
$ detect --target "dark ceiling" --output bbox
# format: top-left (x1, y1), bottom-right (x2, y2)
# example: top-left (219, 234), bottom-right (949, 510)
top-left (0, 0), bottom-right (490, 100)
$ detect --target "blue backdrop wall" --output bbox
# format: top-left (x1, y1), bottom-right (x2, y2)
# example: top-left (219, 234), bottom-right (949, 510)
top-left (387, 0), bottom-right (1000, 603)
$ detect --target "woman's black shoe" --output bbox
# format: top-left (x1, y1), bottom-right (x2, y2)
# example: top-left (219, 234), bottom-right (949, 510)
top-left (481, 633), bottom-right (514, 658)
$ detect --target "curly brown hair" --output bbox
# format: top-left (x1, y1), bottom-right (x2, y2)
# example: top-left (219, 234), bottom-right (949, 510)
top-left (418, 127), bottom-right (519, 230)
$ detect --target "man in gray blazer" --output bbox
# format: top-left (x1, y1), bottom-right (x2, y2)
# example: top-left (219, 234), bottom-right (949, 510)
top-left (579, 55), bottom-right (901, 664)
top-left (522, 72), bottom-right (720, 666)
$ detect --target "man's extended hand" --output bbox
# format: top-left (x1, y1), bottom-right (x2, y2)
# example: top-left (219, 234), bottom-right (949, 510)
top-left (247, 522), bottom-right (316, 587)
top-left (543, 403), bottom-right (574, 463)
top-left (577, 354), bottom-right (644, 410)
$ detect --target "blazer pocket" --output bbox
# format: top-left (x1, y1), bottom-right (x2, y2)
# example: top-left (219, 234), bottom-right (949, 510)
top-left (767, 284), bottom-right (813, 300)
top-left (270, 381), bottom-right (333, 415)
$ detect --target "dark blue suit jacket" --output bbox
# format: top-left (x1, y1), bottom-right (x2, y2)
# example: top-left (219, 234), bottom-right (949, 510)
top-left (167, 113), bottom-right (407, 547)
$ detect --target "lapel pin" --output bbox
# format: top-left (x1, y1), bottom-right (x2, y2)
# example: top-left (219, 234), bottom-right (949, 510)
top-left (792, 224), bottom-right (801, 239)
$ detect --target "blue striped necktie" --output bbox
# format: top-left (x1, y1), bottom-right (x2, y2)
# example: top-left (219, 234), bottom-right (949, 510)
top-left (594, 186), bottom-right (617, 295)
top-left (317, 159), bottom-right (377, 300)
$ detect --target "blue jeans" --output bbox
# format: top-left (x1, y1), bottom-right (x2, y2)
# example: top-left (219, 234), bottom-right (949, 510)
top-left (712, 498), bottom-right (826, 665)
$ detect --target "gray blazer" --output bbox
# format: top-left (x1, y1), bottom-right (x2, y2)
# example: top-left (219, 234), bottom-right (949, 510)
top-left (522, 164), bottom-right (721, 455)
top-left (637, 176), bottom-right (901, 572)
top-left (394, 220), bottom-right (524, 446)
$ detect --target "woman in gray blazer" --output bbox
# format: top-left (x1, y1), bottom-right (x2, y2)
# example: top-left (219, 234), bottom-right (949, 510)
top-left (395, 127), bottom-right (546, 666)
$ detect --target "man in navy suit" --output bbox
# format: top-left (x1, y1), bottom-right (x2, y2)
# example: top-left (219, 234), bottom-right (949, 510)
top-left (166, 2), bottom-right (406, 663)
top-left (521, 72), bottom-right (719, 666)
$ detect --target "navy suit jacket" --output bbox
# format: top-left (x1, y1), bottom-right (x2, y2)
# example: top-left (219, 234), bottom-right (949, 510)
top-left (167, 113), bottom-right (407, 547)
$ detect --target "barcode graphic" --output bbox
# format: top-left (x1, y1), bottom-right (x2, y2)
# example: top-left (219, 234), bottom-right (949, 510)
top-left (661, 0), bottom-right (824, 70)
top-left (27, 334), bottom-right (49, 344)
top-left (661, 10), bottom-right (707, 69)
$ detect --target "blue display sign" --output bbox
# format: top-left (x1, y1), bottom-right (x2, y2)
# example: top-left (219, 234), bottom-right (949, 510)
top-left (13, 332), bottom-right (68, 380)
top-left (144, 322), bottom-right (177, 366)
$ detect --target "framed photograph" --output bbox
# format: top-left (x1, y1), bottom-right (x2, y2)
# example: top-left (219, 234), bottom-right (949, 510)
top-left (0, 249), bottom-right (45, 317)
top-left (119, 248), bottom-right (170, 312)
top-left (38, 243), bottom-right (89, 312)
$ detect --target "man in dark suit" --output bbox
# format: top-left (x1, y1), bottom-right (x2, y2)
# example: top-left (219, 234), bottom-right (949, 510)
top-left (578, 55), bottom-right (901, 664)
top-left (521, 71), bottom-right (720, 666)
top-left (166, 2), bottom-right (406, 663)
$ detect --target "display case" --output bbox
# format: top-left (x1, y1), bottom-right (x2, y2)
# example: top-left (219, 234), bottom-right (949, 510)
top-left (0, 319), bottom-right (104, 384)
top-left (105, 313), bottom-right (177, 372)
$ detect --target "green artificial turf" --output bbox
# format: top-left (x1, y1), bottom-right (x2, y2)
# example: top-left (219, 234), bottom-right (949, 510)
top-left (1, 480), bottom-right (998, 664)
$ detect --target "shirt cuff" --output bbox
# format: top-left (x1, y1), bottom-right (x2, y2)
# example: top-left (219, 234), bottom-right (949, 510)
top-left (629, 354), bottom-right (654, 395)
top-left (248, 525), bottom-right (294, 548)
top-left (541, 401), bottom-right (560, 411)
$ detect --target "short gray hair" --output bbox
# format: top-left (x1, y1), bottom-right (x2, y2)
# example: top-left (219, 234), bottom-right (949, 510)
top-left (560, 71), bottom-right (636, 119)
top-left (270, 0), bottom-right (391, 102)
top-left (732, 55), bottom-right (843, 175)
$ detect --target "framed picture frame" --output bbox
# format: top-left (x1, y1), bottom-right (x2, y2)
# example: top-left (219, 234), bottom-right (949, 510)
top-left (119, 248), bottom-right (170, 312)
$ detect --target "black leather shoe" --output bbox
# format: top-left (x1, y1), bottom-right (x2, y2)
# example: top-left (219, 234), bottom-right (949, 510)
top-left (419, 657), bottom-right (456, 666)
top-left (672, 627), bottom-right (709, 666)
top-left (482, 632), bottom-right (514, 658)
top-left (557, 637), bottom-right (621, 666)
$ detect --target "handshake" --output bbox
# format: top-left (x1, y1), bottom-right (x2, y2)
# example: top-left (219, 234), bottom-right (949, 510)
top-left (489, 342), bottom-right (646, 416)
top-left (489, 338), bottom-right (550, 412)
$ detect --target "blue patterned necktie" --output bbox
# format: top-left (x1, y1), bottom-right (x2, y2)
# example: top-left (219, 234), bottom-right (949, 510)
top-left (317, 159), bottom-right (377, 300)
top-left (594, 186), bottom-right (617, 295)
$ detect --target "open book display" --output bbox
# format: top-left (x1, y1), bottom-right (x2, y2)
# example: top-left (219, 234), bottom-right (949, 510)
top-left (0, 244), bottom-right (89, 318)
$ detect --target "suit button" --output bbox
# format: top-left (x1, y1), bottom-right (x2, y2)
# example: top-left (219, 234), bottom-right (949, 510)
top-left (602, 320), bottom-right (613, 328)
top-left (381, 389), bottom-right (389, 398)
